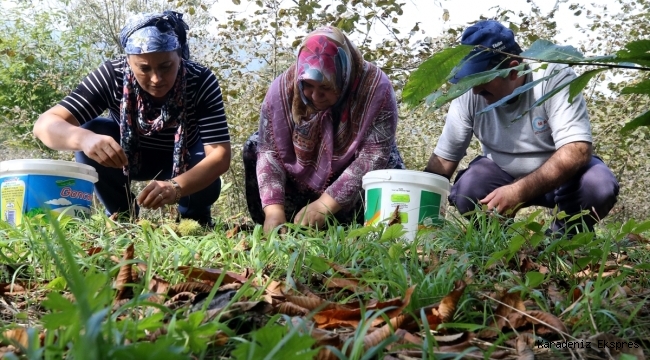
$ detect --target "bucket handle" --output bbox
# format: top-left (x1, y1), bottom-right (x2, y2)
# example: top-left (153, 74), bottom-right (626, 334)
top-left (366, 173), bottom-right (392, 181)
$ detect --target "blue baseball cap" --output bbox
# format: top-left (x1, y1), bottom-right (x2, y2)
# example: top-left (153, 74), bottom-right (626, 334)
top-left (450, 20), bottom-right (522, 84)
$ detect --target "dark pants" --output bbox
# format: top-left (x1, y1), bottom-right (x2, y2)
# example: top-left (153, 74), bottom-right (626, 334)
top-left (449, 156), bottom-right (620, 234)
top-left (75, 118), bottom-right (221, 224)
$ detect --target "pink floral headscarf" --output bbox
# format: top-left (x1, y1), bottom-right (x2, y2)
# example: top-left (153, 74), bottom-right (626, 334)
top-left (263, 26), bottom-right (389, 192)
top-left (294, 27), bottom-right (354, 114)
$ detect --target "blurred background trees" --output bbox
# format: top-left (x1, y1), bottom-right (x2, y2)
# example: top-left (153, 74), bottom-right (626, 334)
top-left (1, 0), bottom-right (648, 221)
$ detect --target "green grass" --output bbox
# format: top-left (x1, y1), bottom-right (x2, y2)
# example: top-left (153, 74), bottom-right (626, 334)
top-left (0, 209), bottom-right (649, 359)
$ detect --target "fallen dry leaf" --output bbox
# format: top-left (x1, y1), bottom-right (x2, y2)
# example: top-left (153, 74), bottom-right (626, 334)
top-left (115, 243), bottom-right (135, 300)
top-left (516, 334), bottom-right (535, 360)
top-left (177, 266), bottom-right (248, 285)
top-left (387, 205), bottom-right (401, 226)
top-left (506, 310), bottom-right (568, 336)
top-left (546, 283), bottom-right (565, 305)
top-left (312, 286), bottom-right (416, 329)
top-left (479, 291), bottom-right (526, 339)
top-left (0, 283), bottom-right (27, 295)
top-left (86, 247), bottom-right (103, 256)
top-left (148, 275), bottom-right (170, 303)
top-left (395, 329), bottom-right (423, 345)
top-left (433, 280), bottom-right (466, 323)
top-left (168, 282), bottom-right (214, 296)
top-left (277, 302), bottom-right (310, 316)
top-left (325, 278), bottom-right (371, 292)
top-left (166, 291), bottom-right (196, 306)
top-left (225, 224), bottom-right (240, 238)
top-left (205, 301), bottom-right (274, 323)
top-left (285, 295), bottom-right (338, 311)
top-left (327, 261), bottom-right (356, 278)
top-left (1, 327), bottom-right (28, 348)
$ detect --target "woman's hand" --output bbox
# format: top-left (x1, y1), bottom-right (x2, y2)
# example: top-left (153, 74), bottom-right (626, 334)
top-left (137, 180), bottom-right (177, 210)
top-left (263, 204), bottom-right (287, 234)
top-left (294, 193), bottom-right (341, 229)
top-left (81, 134), bottom-right (128, 168)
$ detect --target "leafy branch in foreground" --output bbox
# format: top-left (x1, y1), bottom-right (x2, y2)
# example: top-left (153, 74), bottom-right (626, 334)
top-left (403, 38), bottom-right (650, 132)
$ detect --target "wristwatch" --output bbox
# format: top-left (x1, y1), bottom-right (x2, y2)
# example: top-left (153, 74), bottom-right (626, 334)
top-left (168, 179), bottom-right (182, 203)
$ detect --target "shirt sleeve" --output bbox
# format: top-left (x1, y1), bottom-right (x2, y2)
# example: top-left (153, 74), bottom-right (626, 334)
top-left (324, 85), bottom-right (397, 208)
top-left (195, 68), bottom-right (230, 144)
top-left (256, 99), bottom-right (288, 208)
top-left (543, 64), bottom-right (593, 148)
top-left (58, 60), bottom-right (116, 125)
top-left (433, 95), bottom-right (475, 162)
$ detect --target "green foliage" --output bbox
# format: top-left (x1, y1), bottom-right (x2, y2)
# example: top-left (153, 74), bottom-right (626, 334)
top-left (231, 319), bottom-right (318, 360)
top-left (401, 45), bottom-right (472, 106)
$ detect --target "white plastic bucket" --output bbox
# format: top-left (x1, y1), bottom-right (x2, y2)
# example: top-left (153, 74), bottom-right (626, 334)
top-left (0, 159), bottom-right (98, 225)
top-left (362, 169), bottom-right (451, 241)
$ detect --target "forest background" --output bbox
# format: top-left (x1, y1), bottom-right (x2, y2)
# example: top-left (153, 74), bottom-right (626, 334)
top-left (1, 0), bottom-right (649, 223)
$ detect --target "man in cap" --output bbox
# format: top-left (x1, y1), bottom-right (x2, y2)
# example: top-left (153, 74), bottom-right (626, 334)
top-left (424, 20), bottom-right (619, 236)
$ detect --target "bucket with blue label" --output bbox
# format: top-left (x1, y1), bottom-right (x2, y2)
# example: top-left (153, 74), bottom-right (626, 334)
top-left (0, 159), bottom-right (98, 225)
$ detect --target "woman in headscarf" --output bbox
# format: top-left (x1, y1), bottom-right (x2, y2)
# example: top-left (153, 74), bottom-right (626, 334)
top-left (33, 11), bottom-right (231, 227)
top-left (243, 26), bottom-right (405, 233)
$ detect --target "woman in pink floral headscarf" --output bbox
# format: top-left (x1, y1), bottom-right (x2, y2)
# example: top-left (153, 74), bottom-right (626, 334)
top-left (243, 26), bottom-right (404, 233)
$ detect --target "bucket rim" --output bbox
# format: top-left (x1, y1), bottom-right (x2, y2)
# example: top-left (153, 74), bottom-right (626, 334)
top-left (0, 159), bottom-right (98, 179)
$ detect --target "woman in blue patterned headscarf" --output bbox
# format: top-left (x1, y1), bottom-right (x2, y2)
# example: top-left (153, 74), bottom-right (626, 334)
top-left (33, 11), bottom-right (231, 227)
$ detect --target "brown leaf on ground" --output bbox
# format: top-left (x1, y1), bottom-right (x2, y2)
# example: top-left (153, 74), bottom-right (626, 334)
top-left (506, 310), bottom-right (568, 336)
top-left (166, 291), bottom-right (196, 307)
top-left (327, 261), bottom-right (356, 278)
top-left (168, 282), bottom-right (214, 297)
top-left (1, 327), bottom-right (28, 348)
top-left (395, 329), bottom-right (423, 345)
top-left (586, 333), bottom-right (645, 360)
top-left (177, 266), bottom-right (248, 285)
top-left (434, 333), bottom-right (477, 353)
top-left (205, 301), bottom-right (274, 323)
top-left (225, 224), bottom-right (240, 238)
top-left (325, 278), bottom-right (371, 292)
top-left (86, 247), bottom-right (103, 256)
top-left (0, 283), bottom-right (27, 295)
top-left (214, 330), bottom-right (229, 346)
top-left (315, 347), bottom-right (339, 360)
top-left (363, 313), bottom-right (412, 350)
top-left (313, 286), bottom-right (416, 329)
top-left (546, 283), bottom-right (565, 305)
top-left (433, 280), bottom-right (466, 323)
top-left (285, 295), bottom-right (336, 311)
top-left (296, 280), bottom-right (325, 299)
top-left (115, 243), bottom-right (135, 300)
top-left (148, 275), bottom-right (170, 303)
top-left (388, 205), bottom-right (401, 226)
top-left (479, 291), bottom-right (526, 339)
top-left (516, 334), bottom-right (535, 360)
top-left (277, 302), bottom-right (310, 316)
top-left (290, 317), bottom-right (342, 347)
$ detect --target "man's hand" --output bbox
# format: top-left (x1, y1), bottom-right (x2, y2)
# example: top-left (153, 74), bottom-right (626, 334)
top-left (480, 183), bottom-right (524, 215)
top-left (81, 134), bottom-right (128, 168)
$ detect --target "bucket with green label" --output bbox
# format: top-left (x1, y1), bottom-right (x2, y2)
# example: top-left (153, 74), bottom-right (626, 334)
top-left (362, 169), bottom-right (450, 241)
top-left (0, 159), bottom-right (98, 225)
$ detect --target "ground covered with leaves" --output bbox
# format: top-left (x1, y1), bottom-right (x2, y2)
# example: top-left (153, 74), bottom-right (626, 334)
top-left (0, 210), bottom-right (649, 359)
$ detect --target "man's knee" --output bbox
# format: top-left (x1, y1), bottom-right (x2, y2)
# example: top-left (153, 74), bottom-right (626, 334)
top-left (580, 162), bottom-right (620, 209)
